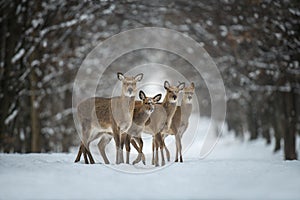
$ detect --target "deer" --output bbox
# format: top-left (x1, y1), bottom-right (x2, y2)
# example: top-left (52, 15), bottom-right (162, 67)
top-left (120, 90), bottom-right (162, 165)
top-left (163, 82), bottom-right (195, 162)
top-left (132, 81), bottom-right (185, 166)
top-left (74, 72), bottom-right (143, 164)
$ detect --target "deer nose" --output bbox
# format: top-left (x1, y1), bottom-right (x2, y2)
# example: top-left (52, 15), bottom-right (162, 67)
top-left (173, 95), bottom-right (177, 100)
top-left (149, 106), bottom-right (154, 113)
top-left (128, 88), bottom-right (133, 94)
top-left (188, 96), bottom-right (192, 100)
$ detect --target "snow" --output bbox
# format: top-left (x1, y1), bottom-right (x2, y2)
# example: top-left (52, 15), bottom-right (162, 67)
top-left (4, 110), bottom-right (18, 125)
top-left (1, 116), bottom-right (300, 199)
top-left (11, 48), bottom-right (25, 64)
top-left (0, 131), bottom-right (299, 200)
top-left (103, 4), bottom-right (116, 15)
top-left (289, 8), bottom-right (300, 16)
top-left (219, 25), bottom-right (228, 37)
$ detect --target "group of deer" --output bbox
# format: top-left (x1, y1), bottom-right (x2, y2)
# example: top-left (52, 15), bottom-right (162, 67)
top-left (74, 72), bottom-right (195, 166)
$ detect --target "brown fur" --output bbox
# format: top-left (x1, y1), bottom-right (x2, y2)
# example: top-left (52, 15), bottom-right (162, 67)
top-left (144, 81), bottom-right (185, 166)
top-left (163, 82), bottom-right (195, 162)
top-left (121, 91), bottom-right (162, 164)
top-left (74, 72), bottom-right (143, 164)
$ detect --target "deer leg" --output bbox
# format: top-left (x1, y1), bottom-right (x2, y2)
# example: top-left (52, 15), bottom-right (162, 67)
top-left (113, 132), bottom-right (121, 164)
top-left (98, 135), bottom-right (111, 164)
top-left (162, 137), bottom-right (170, 162)
top-left (132, 137), bottom-right (145, 165)
top-left (120, 133), bottom-right (126, 150)
top-left (125, 134), bottom-right (131, 164)
top-left (179, 136), bottom-right (183, 163)
top-left (85, 141), bottom-right (95, 164)
top-left (137, 137), bottom-right (145, 165)
top-left (164, 146), bottom-right (170, 162)
top-left (178, 130), bottom-right (185, 163)
top-left (154, 135), bottom-right (159, 167)
top-left (151, 136), bottom-right (155, 165)
top-left (83, 147), bottom-right (89, 164)
top-left (132, 138), bottom-right (141, 165)
top-left (131, 138), bottom-right (140, 152)
top-left (119, 133), bottom-right (127, 164)
top-left (86, 149), bottom-right (95, 164)
top-left (157, 133), bottom-right (165, 166)
top-left (74, 143), bottom-right (83, 163)
top-left (175, 135), bottom-right (180, 162)
top-left (155, 145), bottom-right (159, 167)
top-left (80, 120), bottom-right (92, 164)
top-left (120, 133), bottom-right (126, 163)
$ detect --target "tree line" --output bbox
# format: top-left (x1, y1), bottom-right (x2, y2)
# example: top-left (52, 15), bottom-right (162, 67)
top-left (0, 0), bottom-right (298, 160)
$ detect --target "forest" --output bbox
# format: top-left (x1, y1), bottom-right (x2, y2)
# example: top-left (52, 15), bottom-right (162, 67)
top-left (0, 0), bottom-right (299, 160)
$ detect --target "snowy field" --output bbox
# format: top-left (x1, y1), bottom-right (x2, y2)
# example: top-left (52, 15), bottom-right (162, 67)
top-left (1, 120), bottom-right (300, 200)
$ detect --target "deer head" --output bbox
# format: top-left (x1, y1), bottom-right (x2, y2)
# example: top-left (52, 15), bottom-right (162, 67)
top-left (182, 82), bottom-right (195, 104)
top-left (139, 90), bottom-right (162, 114)
top-left (164, 80), bottom-right (185, 103)
top-left (117, 72), bottom-right (143, 97)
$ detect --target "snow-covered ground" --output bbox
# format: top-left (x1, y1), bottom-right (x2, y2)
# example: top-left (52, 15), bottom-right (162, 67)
top-left (1, 119), bottom-right (299, 200)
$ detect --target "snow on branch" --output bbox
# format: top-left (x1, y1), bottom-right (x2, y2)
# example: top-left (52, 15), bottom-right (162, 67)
top-left (249, 84), bottom-right (292, 93)
top-left (4, 110), bottom-right (18, 125)
top-left (11, 49), bottom-right (25, 64)
top-left (40, 15), bottom-right (92, 37)
top-left (18, 14), bottom-right (93, 82)
top-left (53, 108), bottom-right (74, 121)
top-left (23, 14), bottom-right (92, 62)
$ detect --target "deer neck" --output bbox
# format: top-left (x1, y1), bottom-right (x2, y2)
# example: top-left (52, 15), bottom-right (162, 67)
top-left (162, 97), bottom-right (177, 117)
top-left (180, 101), bottom-right (193, 123)
top-left (133, 106), bottom-right (151, 126)
top-left (162, 96), bottom-right (177, 130)
top-left (120, 95), bottom-right (135, 116)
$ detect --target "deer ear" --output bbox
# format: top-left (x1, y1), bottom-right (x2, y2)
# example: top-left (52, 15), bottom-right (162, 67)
top-left (134, 73), bottom-right (143, 82)
top-left (139, 90), bottom-right (146, 100)
top-left (164, 81), bottom-right (170, 90)
top-left (117, 72), bottom-right (124, 81)
top-left (190, 82), bottom-right (195, 89)
top-left (178, 82), bottom-right (185, 90)
top-left (153, 94), bottom-right (162, 103)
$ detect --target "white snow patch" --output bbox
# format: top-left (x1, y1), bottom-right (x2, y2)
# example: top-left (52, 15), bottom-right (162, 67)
top-left (4, 110), bottom-right (18, 125)
top-left (32, 18), bottom-right (44, 28)
top-left (103, 4), bottom-right (116, 14)
top-left (11, 49), bottom-right (25, 63)
top-left (220, 25), bottom-right (228, 37)
top-left (31, 60), bottom-right (40, 67)
top-left (289, 8), bottom-right (300, 16)
top-left (275, 32), bottom-right (282, 39)
top-left (1, 132), bottom-right (299, 199)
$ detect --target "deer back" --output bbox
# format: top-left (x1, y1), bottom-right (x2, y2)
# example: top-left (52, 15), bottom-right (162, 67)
top-left (77, 97), bottom-right (113, 129)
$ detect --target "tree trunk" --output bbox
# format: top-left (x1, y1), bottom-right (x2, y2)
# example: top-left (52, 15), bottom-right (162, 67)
top-left (249, 105), bottom-right (258, 140)
top-left (273, 91), bottom-right (283, 152)
top-left (30, 70), bottom-right (40, 153)
top-left (283, 90), bottom-right (297, 160)
top-left (273, 118), bottom-right (283, 152)
top-left (0, 2), bottom-right (18, 152)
